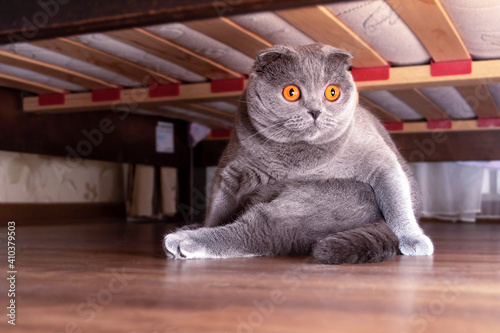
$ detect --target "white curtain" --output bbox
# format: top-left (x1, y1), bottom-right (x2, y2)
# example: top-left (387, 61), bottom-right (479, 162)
top-left (204, 162), bottom-right (500, 223)
top-left (478, 168), bottom-right (500, 218)
top-left (413, 162), bottom-right (485, 222)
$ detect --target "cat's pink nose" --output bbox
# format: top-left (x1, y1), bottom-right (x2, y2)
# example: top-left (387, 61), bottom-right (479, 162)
top-left (308, 110), bottom-right (321, 120)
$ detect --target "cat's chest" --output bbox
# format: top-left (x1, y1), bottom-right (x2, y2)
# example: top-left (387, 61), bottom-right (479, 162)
top-left (253, 146), bottom-right (341, 180)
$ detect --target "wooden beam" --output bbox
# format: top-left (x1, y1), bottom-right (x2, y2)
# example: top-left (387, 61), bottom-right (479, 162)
top-left (158, 103), bottom-right (234, 125)
top-left (276, 5), bottom-right (388, 68)
top-left (355, 59), bottom-right (500, 91)
top-left (386, 0), bottom-right (469, 62)
top-left (456, 85), bottom-right (500, 119)
top-left (0, 49), bottom-right (117, 90)
top-left (196, 127), bottom-right (500, 165)
top-left (359, 96), bottom-right (401, 123)
top-left (23, 59), bottom-right (500, 113)
top-left (139, 106), bottom-right (230, 129)
top-left (23, 81), bottom-right (248, 113)
top-left (105, 28), bottom-right (242, 80)
top-left (185, 17), bottom-right (272, 58)
top-left (32, 37), bottom-right (178, 85)
top-left (391, 89), bottom-right (450, 121)
top-left (0, 1), bottom-right (347, 44)
top-left (185, 104), bottom-right (234, 122)
top-left (0, 72), bottom-right (65, 94)
top-left (387, 120), bottom-right (500, 133)
top-left (393, 130), bottom-right (500, 162)
top-left (208, 96), bottom-right (242, 108)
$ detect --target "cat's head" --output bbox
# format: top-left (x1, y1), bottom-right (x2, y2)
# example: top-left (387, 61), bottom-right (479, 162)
top-left (245, 44), bottom-right (357, 144)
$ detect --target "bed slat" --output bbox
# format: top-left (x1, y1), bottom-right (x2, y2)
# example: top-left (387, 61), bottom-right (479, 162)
top-left (391, 89), bottom-right (450, 121)
top-left (386, 0), bottom-right (469, 62)
top-left (105, 28), bottom-right (242, 80)
top-left (185, 18), bottom-right (272, 58)
top-left (359, 96), bottom-right (402, 123)
top-left (355, 59), bottom-right (500, 91)
top-left (0, 49), bottom-right (118, 90)
top-left (140, 106), bottom-right (230, 129)
top-left (184, 104), bottom-right (234, 122)
top-left (456, 85), bottom-right (500, 119)
top-left (275, 5), bottom-right (388, 68)
top-left (23, 81), bottom-right (246, 113)
top-left (390, 120), bottom-right (500, 133)
top-left (32, 38), bottom-right (178, 85)
top-left (0, 72), bottom-right (66, 95)
top-left (21, 58), bottom-right (500, 114)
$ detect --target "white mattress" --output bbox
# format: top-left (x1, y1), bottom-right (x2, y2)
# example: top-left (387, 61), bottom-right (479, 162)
top-left (0, 63), bottom-right (85, 91)
top-left (361, 91), bottom-right (424, 120)
top-left (73, 34), bottom-right (206, 83)
top-left (325, 0), bottom-right (430, 66)
top-left (441, 0), bottom-right (500, 59)
top-left (145, 23), bottom-right (254, 75)
top-left (0, 43), bottom-right (140, 88)
top-left (231, 12), bottom-right (316, 46)
top-left (420, 87), bottom-right (476, 119)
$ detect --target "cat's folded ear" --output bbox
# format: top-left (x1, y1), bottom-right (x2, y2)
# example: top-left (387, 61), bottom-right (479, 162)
top-left (254, 45), bottom-right (295, 74)
top-left (321, 45), bottom-right (353, 69)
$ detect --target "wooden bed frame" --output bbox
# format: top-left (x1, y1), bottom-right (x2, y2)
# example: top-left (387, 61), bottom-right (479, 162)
top-left (2, 0), bottom-right (500, 168)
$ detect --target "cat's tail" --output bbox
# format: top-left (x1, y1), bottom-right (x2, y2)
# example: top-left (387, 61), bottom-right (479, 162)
top-left (312, 220), bottom-right (399, 265)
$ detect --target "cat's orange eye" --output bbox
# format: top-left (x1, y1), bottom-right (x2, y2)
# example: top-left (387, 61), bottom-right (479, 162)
top-left (325, 85), bottom-right (340, 101)
top-left (283, 85), bottom-right (301, 102)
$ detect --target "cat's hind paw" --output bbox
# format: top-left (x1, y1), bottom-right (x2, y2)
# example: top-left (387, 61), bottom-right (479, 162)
top-left (163, 232), bottom-right (213, 259)
top-left (399, 233), bottom-right (434, 256)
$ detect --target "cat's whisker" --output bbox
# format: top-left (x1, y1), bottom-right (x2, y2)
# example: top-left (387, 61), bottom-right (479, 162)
top-left (262, 126), bottom-right (289, 145)
top-left (237, 100), bottom-right (255, 105)
top-left (241, 121), bottom-right (287, 142)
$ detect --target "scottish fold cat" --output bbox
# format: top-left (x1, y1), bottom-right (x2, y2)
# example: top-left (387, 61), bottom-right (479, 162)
top-left (164, 44), bottom-right (433, 264)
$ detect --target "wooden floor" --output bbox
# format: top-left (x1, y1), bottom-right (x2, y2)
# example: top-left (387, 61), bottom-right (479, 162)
top-left (1, 220), bottom-right (500, 333)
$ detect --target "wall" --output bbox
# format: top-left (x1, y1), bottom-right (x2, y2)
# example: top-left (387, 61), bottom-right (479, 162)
top-left (0, 150), bottom-right (123, 203)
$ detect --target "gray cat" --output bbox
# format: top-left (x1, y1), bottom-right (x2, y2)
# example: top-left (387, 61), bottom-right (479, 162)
top-left (164, 44), bottom-right (434, 264)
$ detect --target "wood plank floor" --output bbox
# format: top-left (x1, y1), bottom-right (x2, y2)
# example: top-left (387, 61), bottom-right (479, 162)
top-left (1, 220), bottom-right (499, 333)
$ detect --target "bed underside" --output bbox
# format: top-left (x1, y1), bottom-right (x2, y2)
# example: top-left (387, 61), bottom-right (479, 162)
top-left (1, 0), bottom-right (500, 139)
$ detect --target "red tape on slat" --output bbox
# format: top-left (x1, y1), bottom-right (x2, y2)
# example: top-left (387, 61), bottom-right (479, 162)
top-left (477, 118), bottom-right (500, 128)
top-left (430, 58), bottom-right (472, 77)
top-left (383, 122), bottom-right (404, 131)
top-left (427, 120), bottom-right (452, 129)
top-left (352, 64), bottom-right (390, 82)
top-left (211, 77), bottom-right (245, 93)
top-left (92, 88), bottom-right (121, 102)
top-left (38, 93), bottom-right (65, 106)
top-left (149, 83), bottom-right (180, 98)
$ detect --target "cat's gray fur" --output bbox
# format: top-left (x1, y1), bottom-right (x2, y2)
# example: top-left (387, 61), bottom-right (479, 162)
top-left (164, 44), bottom-right (433, 264)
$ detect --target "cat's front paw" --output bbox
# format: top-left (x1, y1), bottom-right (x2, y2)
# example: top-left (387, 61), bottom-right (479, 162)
top-left (399, 233), bottom-right (434, 256)
top-left (163, 231), bottom-right (213, 259)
